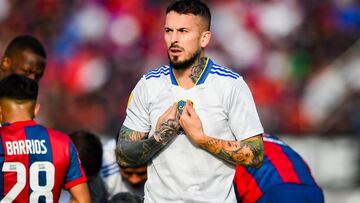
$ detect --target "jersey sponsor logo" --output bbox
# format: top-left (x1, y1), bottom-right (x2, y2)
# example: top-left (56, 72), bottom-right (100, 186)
top-left (5, 139), bottom-right (48, 155)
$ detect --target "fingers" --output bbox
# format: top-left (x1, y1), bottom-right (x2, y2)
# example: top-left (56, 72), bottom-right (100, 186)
top-left (182, 101), bottom-right (194, 116)
top-left (169, 102), bottom-right (178, 117)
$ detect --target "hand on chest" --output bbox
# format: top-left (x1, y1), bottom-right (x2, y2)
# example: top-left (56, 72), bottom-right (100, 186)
top-left (149, 86), bottom-right (228, 135)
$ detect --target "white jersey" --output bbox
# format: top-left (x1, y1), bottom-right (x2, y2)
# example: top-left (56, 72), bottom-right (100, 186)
top-left (123, 58), bottom-right (264, 203)
top-left (100, 139), bottom-right (143, 199)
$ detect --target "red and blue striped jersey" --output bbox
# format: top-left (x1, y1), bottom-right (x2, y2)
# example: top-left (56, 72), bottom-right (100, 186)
top-left (0, 120), bottom-right (87, 203)
top-left (233, 134), bottom-right (320, 203)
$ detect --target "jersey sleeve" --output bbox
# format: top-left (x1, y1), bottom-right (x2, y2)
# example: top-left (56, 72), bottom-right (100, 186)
top-left (122, 76), bottom-right (151, 132)
top-left (228, 78), bottom-right (264, 140)
top-left (64, 140), bottom-right (87, 189)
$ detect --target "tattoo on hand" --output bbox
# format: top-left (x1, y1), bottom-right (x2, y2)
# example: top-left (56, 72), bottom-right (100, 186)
top-left (189, 57), bottom-right (207, 83)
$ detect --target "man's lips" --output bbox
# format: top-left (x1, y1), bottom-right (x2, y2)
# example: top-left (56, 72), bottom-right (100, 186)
top-left (169, 47), bottom-right (183, 55)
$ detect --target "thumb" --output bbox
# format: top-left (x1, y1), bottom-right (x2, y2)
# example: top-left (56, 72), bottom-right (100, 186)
top-left (185, 101), bottom-right (195, 115)
top-left (169, 102), bottom-right (178, 118)
top-left (182, 102), bottom-right (191, 117)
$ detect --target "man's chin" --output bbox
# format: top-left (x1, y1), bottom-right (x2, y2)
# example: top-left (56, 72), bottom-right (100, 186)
top-left (170, 61), bottom-right (188, 70)
top-left (168, 50), bottom-right (200, 70)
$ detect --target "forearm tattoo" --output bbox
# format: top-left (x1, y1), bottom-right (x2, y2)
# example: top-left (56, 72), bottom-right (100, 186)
top-left (154, 119), bottom-right (179, 144)
top-left (116, 121), bottom-right (179, 167)
top-left (189, 57), bottom-right (207, 83)
top-left (199, 135), bottom-right (264, 168)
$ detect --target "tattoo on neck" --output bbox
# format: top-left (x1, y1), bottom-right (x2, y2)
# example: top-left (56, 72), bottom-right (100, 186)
top-left (189, 57), bottom-right (207, 83)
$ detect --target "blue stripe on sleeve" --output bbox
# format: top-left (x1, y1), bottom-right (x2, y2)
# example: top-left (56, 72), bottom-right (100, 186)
top-left (66, 141), bottom-right (83, 183)
top-left (210, 70), bottom-right (239, 79)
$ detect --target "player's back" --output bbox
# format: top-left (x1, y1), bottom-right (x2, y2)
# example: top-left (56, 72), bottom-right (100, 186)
top-left (234, 134), bottom-right (321, 203)
top-left (0, 120), bottom-right (87, 203)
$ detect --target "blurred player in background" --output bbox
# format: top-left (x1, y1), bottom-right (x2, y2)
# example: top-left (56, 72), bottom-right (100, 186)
top-left (101, 136), bottom-right (146, 203)
top-left (0, 74), bottom-right (90, 202)
top-left (69, 130), bottom-right (108, 203)
top-left (233, 133), bottom-right (324, 203)
top-left (1, 35), bottom-right (46, 82)
top-left (116, 0), bottom-right (264, 202)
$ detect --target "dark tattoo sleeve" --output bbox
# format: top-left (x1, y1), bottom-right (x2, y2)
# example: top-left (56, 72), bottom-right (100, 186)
top-left (199, 134), bottom-right (264, 168)
top-left (189, 57), bottom-right (207, 83)
top-left (116, 120), bottom-right (179, 167)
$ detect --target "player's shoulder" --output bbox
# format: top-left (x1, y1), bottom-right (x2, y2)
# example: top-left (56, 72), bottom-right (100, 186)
top-left (209, 62), bottom-right (241, 81)
top-left (100, 139), bottom-right (119, 178)
top-left (42, 126), bottom-right (71, 142)
top-left (102, 138), bottom-right (116, 152)
top-left (208, 62), bottom-right (243, 87)
top-left (143, 64), bottom-right (171, 82)
top-left (136, 64), bottom-right (171, 93)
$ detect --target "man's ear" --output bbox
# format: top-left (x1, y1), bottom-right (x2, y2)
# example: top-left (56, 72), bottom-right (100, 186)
top-left (200, 31), bottom-right (211, 48)
top-left (34, 103), bottom-right (40, 117)
top-left (1, 57), bottom-right (11, 71)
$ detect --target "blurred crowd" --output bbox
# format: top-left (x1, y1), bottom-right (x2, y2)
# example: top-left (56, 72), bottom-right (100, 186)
top-left (0, 0), bottom-right (359, 136)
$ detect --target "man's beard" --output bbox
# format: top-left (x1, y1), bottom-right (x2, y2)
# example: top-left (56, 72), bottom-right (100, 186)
top-left (168, 49), bottom-right (201, 70)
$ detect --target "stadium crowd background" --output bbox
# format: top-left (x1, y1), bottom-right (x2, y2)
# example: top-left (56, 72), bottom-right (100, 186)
top-left (0, 0), bottom-right (359, 202)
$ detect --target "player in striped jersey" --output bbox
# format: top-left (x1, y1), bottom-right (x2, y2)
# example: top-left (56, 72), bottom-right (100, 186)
top-left (233, 134), bottom-right (324, 203)
top-left (0, 74), bottom-right (90, 203)
top-left (116, 0), bottom-right (264, 202)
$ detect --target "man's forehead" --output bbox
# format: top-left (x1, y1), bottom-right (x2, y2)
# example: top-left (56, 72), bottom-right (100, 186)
top-left (165, 11), bottom-right (206, 29)
top-left (21, 50), bottom-right (45, 60)
top-left (122, 166), bottom-right (147, 172)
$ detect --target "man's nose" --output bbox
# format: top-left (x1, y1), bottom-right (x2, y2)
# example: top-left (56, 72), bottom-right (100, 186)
top-left (128, 174), bottom-right (142, 185)
top-left (171, 31), bottom-right (179, 43)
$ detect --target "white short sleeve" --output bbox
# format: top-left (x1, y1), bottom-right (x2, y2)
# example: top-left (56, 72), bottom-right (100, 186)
top-left (228, 78), bottom-right (263, 140)
top-left (123, 77), bottom-right (151, 132)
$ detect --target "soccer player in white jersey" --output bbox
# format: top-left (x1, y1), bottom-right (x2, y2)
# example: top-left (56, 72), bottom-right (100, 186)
top-left (116, 0), bottom-right (264, 202)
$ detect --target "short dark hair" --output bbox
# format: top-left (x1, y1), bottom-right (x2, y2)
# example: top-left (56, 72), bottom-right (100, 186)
top-left (4, 35), bottom-right (46, 59)
top-left (166, 0), bottom-right (211, 30)
top-left (69, 130), bottom-right (103, 179)
top-left (0, 74), bottom-right (38, 102)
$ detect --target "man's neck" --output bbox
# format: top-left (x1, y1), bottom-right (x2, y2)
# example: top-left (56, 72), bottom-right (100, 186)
top-left (173, 57), bottom-right (207, 89)
top-left (2, 117), bottom-right (33, 124)
top-left (1, 109), bottom-right (34, 124)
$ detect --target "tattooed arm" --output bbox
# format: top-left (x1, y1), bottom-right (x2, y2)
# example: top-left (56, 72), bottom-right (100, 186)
top-left (197, 135), bottom-right (263, 167)
top-left (116, 104), bottom-right (180, 168)
top-left (179, 101), bottom-right (264, 168)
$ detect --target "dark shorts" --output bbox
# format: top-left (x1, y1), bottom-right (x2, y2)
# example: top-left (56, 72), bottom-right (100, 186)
top-left (256, 183), bottom-right (324, 203)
